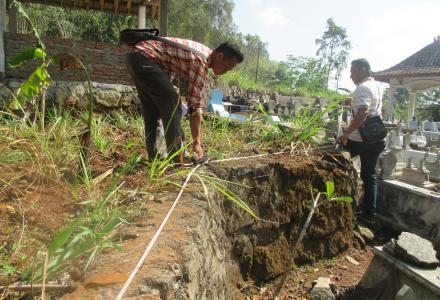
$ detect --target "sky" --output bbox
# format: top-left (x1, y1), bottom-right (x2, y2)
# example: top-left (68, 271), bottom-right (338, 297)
top-left (232, 0), bottom-right (440, 92)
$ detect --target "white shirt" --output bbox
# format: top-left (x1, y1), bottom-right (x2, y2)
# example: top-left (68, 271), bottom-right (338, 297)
top-left (349, 77), bottom-right (383, 142)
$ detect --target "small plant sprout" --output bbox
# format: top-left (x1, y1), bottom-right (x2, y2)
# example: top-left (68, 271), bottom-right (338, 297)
top-left (274, 181), bottom-right (352, 297)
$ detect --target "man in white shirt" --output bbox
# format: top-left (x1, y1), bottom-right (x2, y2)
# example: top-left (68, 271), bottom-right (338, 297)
top-left (339, 58), bottom-right (386, 224)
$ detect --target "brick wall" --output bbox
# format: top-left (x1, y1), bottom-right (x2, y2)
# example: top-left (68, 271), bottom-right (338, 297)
top-left (4, 33), bottom-right (133, 85)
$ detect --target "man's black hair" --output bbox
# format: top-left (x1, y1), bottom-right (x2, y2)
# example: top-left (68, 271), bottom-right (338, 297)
top-left (351, 58), bottom-right (372, 75)
top-left (214, 42), bottom-right (244, 63)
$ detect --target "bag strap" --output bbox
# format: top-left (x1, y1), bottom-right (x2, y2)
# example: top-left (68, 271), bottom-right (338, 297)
top-left (145, 35), bottom-right (209, 61)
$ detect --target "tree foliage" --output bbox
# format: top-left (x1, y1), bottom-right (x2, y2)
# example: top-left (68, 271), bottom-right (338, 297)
top-left (16, 2), bottom-right (351, 97)
top-left (315, 18), bottom-right (351, 90)
top-left (416, 88), bottom-right (440, 121)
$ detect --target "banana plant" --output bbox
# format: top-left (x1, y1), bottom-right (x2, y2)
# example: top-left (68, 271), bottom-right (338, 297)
top-left (8, 0), bottom-right (94, 161)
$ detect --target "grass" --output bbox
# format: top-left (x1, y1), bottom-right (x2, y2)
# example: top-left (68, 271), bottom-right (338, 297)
top-left (0, 96), bottom-right (341, 291)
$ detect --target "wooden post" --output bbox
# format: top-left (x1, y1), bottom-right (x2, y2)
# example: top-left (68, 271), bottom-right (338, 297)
top-left (0, 0), bottom-right (6, 77)
top-left (8, 5), bottom-right (18, 34)
top-left (137, 5), bottom-right (146, 29)
top-left (159, 0), bottom-right (167, 36)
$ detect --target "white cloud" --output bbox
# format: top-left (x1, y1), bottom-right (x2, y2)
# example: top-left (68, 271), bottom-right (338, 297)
top-left (256, 6), bottom-right (289, 32)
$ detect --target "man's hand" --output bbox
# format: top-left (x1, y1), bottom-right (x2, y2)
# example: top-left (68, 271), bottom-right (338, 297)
top-left (338, 127), bottom-right (350, 146)
top-left (192, 140), bottom-right (204, 159)
top-left (344, 97), bottom-right (352, 106)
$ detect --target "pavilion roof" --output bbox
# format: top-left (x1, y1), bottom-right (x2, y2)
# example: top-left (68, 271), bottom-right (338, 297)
top-left (19, 0), bottom-right (160, 17)
top-left (374, 39), bottom-right (440, 82)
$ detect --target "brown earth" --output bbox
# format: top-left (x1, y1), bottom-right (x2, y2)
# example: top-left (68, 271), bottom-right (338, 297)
top-left (1, 148), bottom-right (370, 299)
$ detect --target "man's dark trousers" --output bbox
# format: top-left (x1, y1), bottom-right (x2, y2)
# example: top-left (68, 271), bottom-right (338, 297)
top-left (126, 52), bottom-right (183, 161)
top-left (346, 139), bottom-right (385, 216)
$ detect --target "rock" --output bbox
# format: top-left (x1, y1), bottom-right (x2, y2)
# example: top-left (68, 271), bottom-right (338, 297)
top-left (395, 232), bottom-right (439, 268)
top-left (120, 93), bottom-right (138, 106)
top-left (69, 83), bottom-right (86, 97)
top-left (267, 100), bottom-right (276, 114)
top-left (353, 230), bottom-right (366, 249)
top-left (395, 284), bottom-right (416, 300)
top-left (55, 88), bottom-right (76, 106)
top-left (0, 84), bottom-right (12, 99)
top-left (346, 255), bottom-right (360, 266)
top-left (310, 277), bottom-right (335, 300)
top-left (358, 225), bottom-right (375, 241)
top-left (95, 90), bottom-right (121, 107)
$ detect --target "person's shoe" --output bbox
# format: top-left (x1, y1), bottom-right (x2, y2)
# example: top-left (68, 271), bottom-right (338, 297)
top-left (357, 213), bottom-right (375, 225)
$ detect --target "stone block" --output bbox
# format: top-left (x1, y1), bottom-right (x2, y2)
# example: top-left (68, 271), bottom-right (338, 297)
top-left (395, 232), bottom-right (439, 269)
top-left (95, 90), bottom-right (121, 108)
top-left (310, 277), bottom-right (335, 300)
top-left (395, 284), bottom-right (416, 300)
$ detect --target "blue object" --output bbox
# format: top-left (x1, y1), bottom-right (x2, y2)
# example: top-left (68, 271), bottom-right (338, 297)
top-left (229, 114), bottom-right (247, 122)
top-left (207, 88), bottom-right (247, 122)
top-left (207, 88), bottom-right (224, 112)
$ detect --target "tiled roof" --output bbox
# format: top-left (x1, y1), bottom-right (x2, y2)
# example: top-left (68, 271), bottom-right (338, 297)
top-left (374, 39), bottom-right (440, 81)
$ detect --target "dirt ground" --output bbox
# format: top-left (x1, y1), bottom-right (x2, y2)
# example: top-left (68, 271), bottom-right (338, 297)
top-left (1, 148), bottom-right (375, 299)
top-left (250, 247), bottom-right (374, 299)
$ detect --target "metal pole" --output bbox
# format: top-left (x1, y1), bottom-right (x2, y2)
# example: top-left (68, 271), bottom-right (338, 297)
top-left (255, 42), bottom-right (261, 84)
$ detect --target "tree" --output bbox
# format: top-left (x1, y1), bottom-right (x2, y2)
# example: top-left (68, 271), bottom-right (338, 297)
top-left (168, 0), bottom-right (235, 47)
top-left (283, 55), bottom-right (326, 91)
top-left (315, 18), bottom-right (351, 90)
top-left (416, 88), bottom-right (440, 121)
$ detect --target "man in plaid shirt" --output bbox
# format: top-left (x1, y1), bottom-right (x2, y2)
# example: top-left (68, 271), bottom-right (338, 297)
top-left (126, 38), bottom-right (244, 163)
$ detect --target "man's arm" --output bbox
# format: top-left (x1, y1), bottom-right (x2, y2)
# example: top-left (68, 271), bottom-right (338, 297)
top-left (189, 108), bottom-right (203, 158)
top-left (339, 107), bottom-right (368, 146)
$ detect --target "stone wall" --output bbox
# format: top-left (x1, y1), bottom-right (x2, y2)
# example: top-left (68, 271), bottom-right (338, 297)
top-left (4, 33), bottom-right (132, 85)
top-left (0, 78), bottom-right (140, 112)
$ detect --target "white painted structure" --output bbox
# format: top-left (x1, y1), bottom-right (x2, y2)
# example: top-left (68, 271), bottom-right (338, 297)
top-left (376, 38), bottom-right (440, 125)
top-left (386, 77), bottom-right (440, 123)
top-left (0, 0), bottom-right (6, 77)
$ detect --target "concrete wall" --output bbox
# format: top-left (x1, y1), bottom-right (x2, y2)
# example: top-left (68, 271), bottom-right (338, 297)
top-left (4, 33), bottom-right (132, 85)
top-left (377, 179), bottom-right (440, 242)
top-left (358, 247), bottom-right (440, 300)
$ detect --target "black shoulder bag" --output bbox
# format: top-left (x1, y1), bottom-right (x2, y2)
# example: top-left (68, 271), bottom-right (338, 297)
top-left (355, 86), bottom-right (387, 143)
top-left (119, 28), bottom-right (208, 60)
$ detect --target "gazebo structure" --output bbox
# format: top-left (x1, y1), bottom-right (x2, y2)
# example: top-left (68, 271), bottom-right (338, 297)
top-left (374, 37), bottom-right (440, 124)
top-left (0, 0), bottom-right (168, 77)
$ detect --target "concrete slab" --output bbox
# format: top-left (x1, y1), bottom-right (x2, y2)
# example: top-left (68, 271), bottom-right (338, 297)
top-left (377, 179), bottom-right (440, 241)
top-left (373, 246), bottom-right (440, 298)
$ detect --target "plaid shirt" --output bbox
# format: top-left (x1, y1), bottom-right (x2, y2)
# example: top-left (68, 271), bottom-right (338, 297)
top-left (135, 38), bottom-right (212, 110)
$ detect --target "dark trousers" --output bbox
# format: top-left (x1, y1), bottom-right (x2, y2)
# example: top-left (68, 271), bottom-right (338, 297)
top-left (126, 52), bottom-right (183, 161)
top-left (346, 139), bottom-right (385, 215)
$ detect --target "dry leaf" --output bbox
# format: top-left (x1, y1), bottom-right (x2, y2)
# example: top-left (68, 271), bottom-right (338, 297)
top-left (0, 204), bottom-right (16, 214)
